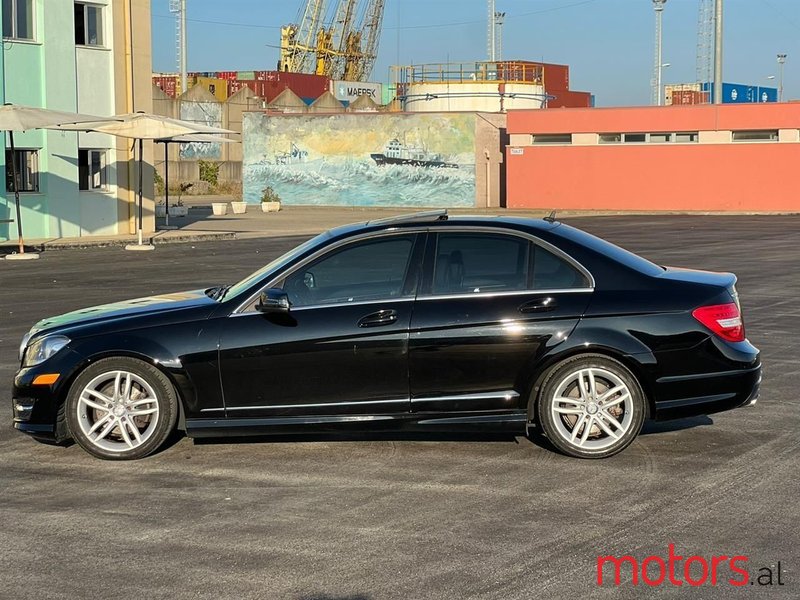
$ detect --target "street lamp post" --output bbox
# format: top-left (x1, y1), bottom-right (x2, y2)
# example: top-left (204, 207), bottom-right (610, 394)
top-left (777, 54), bottom-right (787, 102)
top-left (652, 0), bottom-right (668, 106)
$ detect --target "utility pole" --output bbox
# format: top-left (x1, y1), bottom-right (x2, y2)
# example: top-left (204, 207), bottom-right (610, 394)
top-left (652, 0), bottom-right (667, 106)
top-left (169, 0), bottom-right (188, 93)
top-left (777, 53), bottom-right (787, 102)
top-left (488, 0), bottom-right (496, 62)
top-left (180, 0), bottom-right (187, 93)
top-left (495, 12), bottom-right (505, 62)
top-left (713, 0), bottom-right (723, 104)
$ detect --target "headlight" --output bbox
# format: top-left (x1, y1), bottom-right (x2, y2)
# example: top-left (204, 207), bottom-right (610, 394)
top-left (23, 335), bottom-right (70, 367)
top-left (19, 332), bottom-right (32, 362)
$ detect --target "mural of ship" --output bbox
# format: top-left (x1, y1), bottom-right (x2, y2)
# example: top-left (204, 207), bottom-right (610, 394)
top-left (370, 139), bottom-right (458, 169)
top-left (275, 143), bottom-right (309, 165)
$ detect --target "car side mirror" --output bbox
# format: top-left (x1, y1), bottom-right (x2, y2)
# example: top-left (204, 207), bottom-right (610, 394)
top-left (256, 288), bottom-right (291, 314)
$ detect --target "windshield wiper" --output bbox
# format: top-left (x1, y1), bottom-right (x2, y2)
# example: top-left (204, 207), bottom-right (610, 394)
top-left (215, 284), bottom-right (233, 301)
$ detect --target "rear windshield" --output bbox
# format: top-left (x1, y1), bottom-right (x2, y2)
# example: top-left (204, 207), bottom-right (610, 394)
top-left (555, 224), bottom-right (664, 276)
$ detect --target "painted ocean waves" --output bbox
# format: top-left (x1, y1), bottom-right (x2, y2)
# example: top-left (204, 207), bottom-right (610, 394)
top-left (243, 113), bottom-right (477, 207)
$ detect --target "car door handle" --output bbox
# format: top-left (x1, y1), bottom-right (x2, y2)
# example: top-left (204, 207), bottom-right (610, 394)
top-left (358, 309), bottom-right (398, 327)
top-left (519, 297), bottom-right (558, 313)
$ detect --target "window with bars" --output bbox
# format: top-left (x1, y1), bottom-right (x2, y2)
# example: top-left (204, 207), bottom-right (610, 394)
top-left (5, 149), bottom-right (40, 193)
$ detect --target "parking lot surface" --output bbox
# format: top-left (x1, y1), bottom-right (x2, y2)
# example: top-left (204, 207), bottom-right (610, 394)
top-left (1, 215), bottom-right (798, 599)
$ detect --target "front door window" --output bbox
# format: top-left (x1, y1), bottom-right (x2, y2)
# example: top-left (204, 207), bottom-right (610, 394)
top-left (282, 235), bottom-right (417, 307)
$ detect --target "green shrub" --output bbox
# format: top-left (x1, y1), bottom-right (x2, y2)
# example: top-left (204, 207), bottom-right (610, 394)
top-left (154, 171), bottom-right (165, 195)
top-left (260, 186), bottom-right (281, 203)
top-left (198, 160), bottom-right (220, 187)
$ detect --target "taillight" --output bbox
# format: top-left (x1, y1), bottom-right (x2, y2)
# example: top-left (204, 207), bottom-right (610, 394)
top-left (692, 303), bottom-right (745, 342)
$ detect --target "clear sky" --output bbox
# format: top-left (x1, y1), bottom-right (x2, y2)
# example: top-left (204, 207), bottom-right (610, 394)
top-left (151, 0), bottom-right (800, 106)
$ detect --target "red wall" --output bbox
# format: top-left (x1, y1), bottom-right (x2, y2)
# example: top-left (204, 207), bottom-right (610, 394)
top-left (506, 104), bottom-right (800, 212)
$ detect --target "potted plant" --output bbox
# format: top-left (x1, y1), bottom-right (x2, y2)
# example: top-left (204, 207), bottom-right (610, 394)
top-left (155, 200), bottom-right (166, 218)
top-left (168, 198), bottom-right (188, 218)
top-left (168, 183), bottom-right (192, 217)
top-left (212, 201), bottom-right (228, 216)
top-left (260, 186), bottom-right (282, 212)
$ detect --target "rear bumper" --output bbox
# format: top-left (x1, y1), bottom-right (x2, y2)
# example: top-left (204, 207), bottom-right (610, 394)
top-left (652, 364), bottom-right (761, 421)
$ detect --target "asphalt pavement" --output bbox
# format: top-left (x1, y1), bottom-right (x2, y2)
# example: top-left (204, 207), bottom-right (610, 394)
top-left (1, 214), bottom-right (798, 599)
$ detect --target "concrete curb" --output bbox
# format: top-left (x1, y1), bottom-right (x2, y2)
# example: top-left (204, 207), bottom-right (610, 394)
top-left (1, 231), bottom-right (236, 252)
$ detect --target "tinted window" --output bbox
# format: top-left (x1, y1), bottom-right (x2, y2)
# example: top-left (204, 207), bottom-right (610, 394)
top-left (433, 233), bottom-right (528, 294)
top-left (553, 224), bottom-right (663, 277)
top-left (283, 235), bottom-right (415, 307)
top-left (532, 245), bottom-right (589, 289)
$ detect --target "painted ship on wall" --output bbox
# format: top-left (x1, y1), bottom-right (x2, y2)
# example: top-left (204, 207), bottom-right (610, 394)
top-left (370, 139), bottom-right (459, 169)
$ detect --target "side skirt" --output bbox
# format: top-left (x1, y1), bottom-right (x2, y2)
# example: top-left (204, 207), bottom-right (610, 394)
top-left (185, 411), bottom-right (528, 439)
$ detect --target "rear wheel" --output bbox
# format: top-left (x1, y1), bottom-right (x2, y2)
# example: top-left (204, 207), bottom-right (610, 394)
top-left (536, 355), bottom-right (645, 459)
top-left (65, 357), bottom-right (178, 460)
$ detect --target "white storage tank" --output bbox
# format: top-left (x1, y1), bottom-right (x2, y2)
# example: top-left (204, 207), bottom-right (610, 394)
top-left (394, 62), bottom-right (547, 113)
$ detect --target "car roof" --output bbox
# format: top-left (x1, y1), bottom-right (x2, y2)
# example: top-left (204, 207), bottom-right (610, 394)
top-left (326, 211), bottom-right (562, 240)
top-left (323, 210), bottom-right (664, 282)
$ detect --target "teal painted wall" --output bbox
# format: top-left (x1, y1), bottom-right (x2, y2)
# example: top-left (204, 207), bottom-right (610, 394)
top-left (0, 0), bottom-right (103, 242)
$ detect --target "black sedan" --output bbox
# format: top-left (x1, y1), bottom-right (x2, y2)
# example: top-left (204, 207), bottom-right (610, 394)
top-left (12, 211), bottom-right (761, 460)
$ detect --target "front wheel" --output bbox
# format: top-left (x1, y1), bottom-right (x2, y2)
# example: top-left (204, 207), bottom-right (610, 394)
top-left (536, 355), bottom-right (646, 459)
top-left (65, 357), bottom-right (179, 460)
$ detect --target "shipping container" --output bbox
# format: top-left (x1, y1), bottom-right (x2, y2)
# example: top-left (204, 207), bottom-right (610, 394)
top-left (197, 77), bottom-right (229, 102)
top-left (331, 80), bottom-right (382, 103)
top-left (671, 90), bottom-right (707, 105)
top-left (228, 80), bottom-right (248, 96)
top-left (541, 63), bottom-right (570, 92)
top-left (237, 71), bottom-right (256, 81)
top-left (700, 82), bottom-right (777, 104)
top-left (153, 75), bottom-right (179, 98)
top-left (250, 72), bottom-right (330, 103)
top-left (217, 71), bottom-right (238, 81)
top-left (548, 90), bottom-right (591, 108)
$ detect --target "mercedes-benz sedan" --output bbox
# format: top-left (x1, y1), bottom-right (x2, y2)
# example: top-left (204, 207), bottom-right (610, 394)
top-left (13, 211), bottom-right (761, 460)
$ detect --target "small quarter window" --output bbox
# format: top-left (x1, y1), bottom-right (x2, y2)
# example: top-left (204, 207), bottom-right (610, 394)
top-left (532, 245), bottom-right (589, 290)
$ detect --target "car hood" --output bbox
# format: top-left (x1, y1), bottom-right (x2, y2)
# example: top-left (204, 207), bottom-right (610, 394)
top-left (29, 289), bottom-right (216, 337)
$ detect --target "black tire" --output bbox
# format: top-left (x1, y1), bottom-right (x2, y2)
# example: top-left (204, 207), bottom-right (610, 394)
top-left (535, 354), bottom-right (646, 459)
top-left (65, 357), bottom-right (179, 460)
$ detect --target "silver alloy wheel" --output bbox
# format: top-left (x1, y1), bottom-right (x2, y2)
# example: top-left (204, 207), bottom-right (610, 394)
top-left (549, 367), bottom-right (634, 451)
top-left (76, 370), bottom-right (160, 453)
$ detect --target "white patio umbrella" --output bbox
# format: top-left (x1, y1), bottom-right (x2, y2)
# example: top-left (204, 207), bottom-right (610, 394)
top-left (55, 112), bottom-right (235, 250)
top-left (155, 134), bottom-right (239, 229)
top-left (1, 104), bottom-right (120, 260)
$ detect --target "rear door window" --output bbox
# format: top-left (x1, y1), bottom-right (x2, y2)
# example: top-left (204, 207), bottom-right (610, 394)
top-left (432, 233), bottom-right (529, 294)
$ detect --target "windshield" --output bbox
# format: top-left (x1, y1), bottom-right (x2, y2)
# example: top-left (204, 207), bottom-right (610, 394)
top-left (223, 232), bottom-right (330, 300)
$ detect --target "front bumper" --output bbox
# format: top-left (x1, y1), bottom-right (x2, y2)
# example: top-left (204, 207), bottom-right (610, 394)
top-left (12, 349), bottom-right (84, 442)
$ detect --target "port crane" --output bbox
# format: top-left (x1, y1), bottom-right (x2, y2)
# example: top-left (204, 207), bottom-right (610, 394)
top-left (280, 0), bottom-right (385, 81)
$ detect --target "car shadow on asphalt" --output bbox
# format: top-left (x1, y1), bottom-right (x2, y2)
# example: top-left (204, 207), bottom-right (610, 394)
top-left (641, 415), bottom-right (713, 434)
top-left (181, 415), bottom-right (714, 455)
